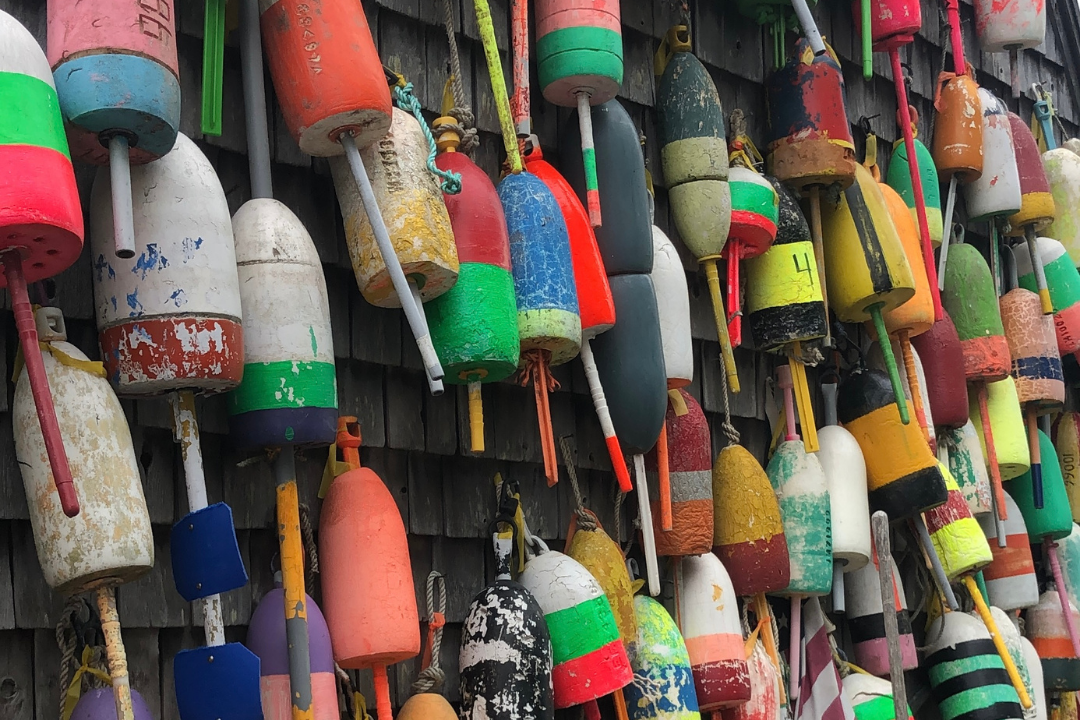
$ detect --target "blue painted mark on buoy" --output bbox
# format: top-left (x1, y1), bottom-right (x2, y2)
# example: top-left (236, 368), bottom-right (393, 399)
top-left (133, 244), bottom-right (168, 279)
top-left (167, 289), bottom-right (187, 307)
top-left (94, 254), bottom-right (115, 282)
top-left (181, 236), bottom-right (204, 260)
top-left (127, 289), bottom-right (144, 316)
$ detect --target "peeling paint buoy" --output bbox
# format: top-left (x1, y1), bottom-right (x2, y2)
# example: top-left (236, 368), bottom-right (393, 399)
top-left (625, 595), bottom-right (701, 719)
top-left (843, 672), bottom-right (912, 720)
top-left (1028, 589), bottom-right (1080, 690)
top-left (977, 492), bottom-right (1040, 610)
top-left (844, 555), bottom-right (918, 676)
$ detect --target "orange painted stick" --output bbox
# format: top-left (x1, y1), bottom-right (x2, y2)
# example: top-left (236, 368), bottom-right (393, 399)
top-left (899, 332), bottom-right (931, 448)
top-left (977, 383), bottom-right (1008, 520)
top-left (614, 689), bottom-right (630, 720)
top-left (532, 354), bottom-right (558, 485)
top-left (373, 665), bottom-right (393, 720)
top-left (657, 423), bottom-right (672, 531)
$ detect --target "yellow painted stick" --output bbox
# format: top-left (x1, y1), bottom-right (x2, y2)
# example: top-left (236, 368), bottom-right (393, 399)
top-left (704, 258), bottom-right (740, 393)
top-left (473, 0), bottom-right (522, 173)
top-left (789, 343), bottom-right (817, 453)
top-left (963, 576), bottom-right (1033, 709)
top-left (468, 381), bottom-right (485, 453)
top-left (96, 587), bottom-right (135, 720)
top-left (277, 458), bottom-right (315, 720)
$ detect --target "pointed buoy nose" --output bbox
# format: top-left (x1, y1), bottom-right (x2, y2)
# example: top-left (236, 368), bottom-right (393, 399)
top-left (931, 74), bottom-right (984, 182)
top-left (1006, 111), bottom-right (1056, 236)
top-left (887, 137), bottom-right (943, 248)
top-left (1043, 148), bottom-right (1080, 267)
top-left (969, 378), bottom-right (1030, 480)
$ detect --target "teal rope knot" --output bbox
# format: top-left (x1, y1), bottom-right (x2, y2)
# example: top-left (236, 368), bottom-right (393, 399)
top-left (392, 83), bottom-right (463, 195)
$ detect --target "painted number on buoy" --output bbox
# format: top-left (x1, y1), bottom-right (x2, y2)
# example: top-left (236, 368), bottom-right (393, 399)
top-left (294, 4), bottom-right (322, 73)
top-left (138, 0), bottom-right (174, 44)
top-left (793, 250), bottom-right (817, 288)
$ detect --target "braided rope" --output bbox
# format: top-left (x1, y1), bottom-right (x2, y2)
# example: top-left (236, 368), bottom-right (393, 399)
top-left (559, 436), bottom-right (597, 530)
top-left (298, 502), bottom-right (319, 591)
top-left (437, 0), bottom-right (479, 155)
top-left (411, 571), bottom-right (448, 694)
top-left (392, 84), bottom-right (463, 194)
top-left (56, 596), bottom-right (84, 715)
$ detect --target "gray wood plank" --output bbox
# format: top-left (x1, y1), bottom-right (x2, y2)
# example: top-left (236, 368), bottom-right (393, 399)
top-left (10, 523), bottom-right (65, 630)
top-left (381, 11), bottom-right (430, 104)
top-left (0, 523), bottom-right (11, 631)
top-left (125, 629), bottom-right (162, 714)
top-left (443, 456), bottom-right (500, 538)
top-left (432, 537), bottom-right (485, 622)
top-left (408, 452), bottom-right (445, 536)
top-left (425, 384), bottom-right (458, 455)
top-left (323, 267), bottom-right (352, 361)
top-left (386, 368), bottom-right (426, 451)
top-left (0, 630), bottom-right (33, 720)
top-left (31, 629), bottom-right (60, 720)
top-left (160, 626), bottom-right (201, 720)
top-left (336, 362), bottom-right (387, 449)
top-left (131, 426), bottom-right (177, 525)
top-left (222, 450), bottom-right (275, 531)
top-left (117, 527), bottom-right (187, 629)
top-left (0, 415), bottom-right (28, 522)
top-left (461, 0), bottom-right (508, 52)
top-left (351, 285), bottom-right (403, 366)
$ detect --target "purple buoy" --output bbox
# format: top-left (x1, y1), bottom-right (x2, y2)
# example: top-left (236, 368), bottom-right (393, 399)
top-left (70, 687), bottom-right (153, 720)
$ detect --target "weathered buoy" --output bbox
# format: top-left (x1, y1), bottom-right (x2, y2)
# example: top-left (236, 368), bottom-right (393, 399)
top-left (837, 369), bottom-right (947, 518)
top-left (887, 136), bottom-right (943, 248)
top-left (1028, 589), bottom-right (1080, 690)
top-left (931, 73), bottom-right (984, 184)
top-left (821, 162), bottom-right (916, 417)
top-left (766, 438), bottom-right (833, 597)
top-left (911, 311), bottom-right (971, 431)
top-left (970, 377), bottom-right (1031, 481)
top-left (1043, 148), bottom-right (1080, 267)
top-left (844, 557), bottom-right (918, 676)
top-left (498, 169), bottom-right (581, 484)
top-left (712, 445), bottom-right (790, 596)
top-left (71, 687), bottom-right (154, 720)
top-left (47, 0), bottom-right (180, 258)
top-left (651, 222), bottom-right (693, 389)
top-left (624, 595), bottom-right (701, 720)
top-left (247, 579), bottom-right (338, 720)
top-left (719, 639), bottom-right (779, 720)
top-left (843, 672), bottom-right (912, 720)
top-left (942, 421), bottom-right (993, 517)
top-left (1006, 111), bottom-right (1056, 315)
top-left (91, 133), bottom-right (243, 395)
top-left (1059, 524), bottom-right (1080, 609)
top-left (1016, 237), bottom-right (1080, 357)
top-left (674, 553), bottom-right (751, 710)
top-left (1055, 415), bottom-right (1080, 521)
top-left (656, 32), bottom-right (737, 390)
top-left (567, 522), bottom-right (638, 648)
top-left (925, 462), bottom-right (994, 580)
top-left (319, 434), bottom-right (420, 719)
top-left (228, 200), bottom-right (338, 450)
top-left (977, 491), bottom-right (1040, 610)
top-left (519, 541), bottom-right (633, 711)
top-left (979, 606), bottom-right (1038, 720)
top-left (724, 165), bottom-right (779, 347)
top-left (963, 89), bottom-right (1022, 223)
top-left (645, 390), bottom-right (714, 557)
top-left (429, 125), bottom-right (520, 453)
top-left (535, 0), bottom-right (623, 225)
top-left (1021, 635), bottom-right (1049, 720)
top-left (925, 612), bottom-right (1023, 720)
top-left (973, 0), bottom-right (1045, 97)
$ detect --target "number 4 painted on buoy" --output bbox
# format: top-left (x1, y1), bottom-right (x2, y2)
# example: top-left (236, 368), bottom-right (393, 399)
top-left (793, 251), bottom-right (817, 288)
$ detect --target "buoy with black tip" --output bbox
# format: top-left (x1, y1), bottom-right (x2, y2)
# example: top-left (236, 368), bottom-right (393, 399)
top-left (973, 0), bottom-right (1044, 97)
top-left (770, 364), bottom-right (832, 700)
top-left (963, 89), bottom-right (1022, 226)
top-left (624, 594), bottom-right (701, 720)
top-left (977, 491), bottom-right (1039, 610)
top-left (521, 537), bottom-right (633, 719)
top-left (767, 39), bottom-right (858, 348)
top-left (911, 311), bottom-right (970, 431)
top-left (942, 420), bottom-right (993, 518)
top-left (15, 306), bottom-right (153, 720)
top-left (674, 552), bottom-right (751, 711)
top-left (819, 379), bottom-right (872, 613)
top-left (943, 242), bottom-right (1013, 522)
top-left (261, 0), bottom-right (445, 389)
top-left (320, 423), bottom-right (421, 720)
top-left (844, 550), bottom-right (918, 676)
top-left (535, 0), bottom-right (623, 226)
top-left (655, 27), bottom-right (738, 392)
top-left (821, 162), bottom-right (915, 421)
top-left (850, 0), bottom-right (943, 317)
top-left (1, 9), bottom-right (86, 519)
top-left (47, 0), bottom-right (179, 261)
top-left (429, 121), bottom-right (520, 455)
top-left (1028, 589), bottom-right (1080, 691)
top-left (1033, 86), bottom-right (1080, 269)
top-left (1017, 237), bottom-right (1080, 357)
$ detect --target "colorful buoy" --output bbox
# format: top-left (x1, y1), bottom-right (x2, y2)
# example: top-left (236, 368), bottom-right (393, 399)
top-left (724, 165), bottom-right (779, 347)
top-left (911, 311), bottom-right (971, 431)
top-left (843, 672), bottom-right (912, 720)
top-left (1005, 111), bottom-right (1056, 315)
top-left (844, 555), bottom-right (918, 676)
top-left (567, 523), bottom-right (638, 649)
top-left (1043, 148), bottom-right (1080, 267)
top-left (963, 89), bottom-right (1022, 223)
top-left (942, 420), bottom-right (993, 517)
top-left (970, 377), bottom-right (1031, 482)
top-left (887, 136), bottom-right (943, 248)
top-left (624, 595), bottom-right (701, 720)
top-left (651, 223), bottom-right (693, 389)
top-left (977, 492), bottom-right (1040, 610)
top-left (925, 612), bottom-right (1023, 720)
top-left (1028, 589), bottom-right (1080, 690)
top-left (766, 438), bottom-right (833, 597)
top-left (1016, 237), bottom-right (1080, 357)
top-left (925, 462), bottom-right (994, 580)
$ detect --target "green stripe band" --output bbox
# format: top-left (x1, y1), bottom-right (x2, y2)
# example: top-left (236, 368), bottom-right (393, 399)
top-left (1022, 253), bottom-right (1080, 308)
top-left (537, 26), bottom-right (623, 90)
top-left (854, 695), bottom-right (904, 720)
top-left (0, 72), bottom-right (70, 157)
top-left (929, 654), bottom-right (1006, 683)
top-left (545, 594), bottom-right (620, 665)
top-left (730, 181), bottom-right (780, 220)
top-left (938, 684), bottom-right (1020, 719)
top-left (228, 360), bottom-right (337, 414)
top-left (583, 147), bottom-right (598, 191)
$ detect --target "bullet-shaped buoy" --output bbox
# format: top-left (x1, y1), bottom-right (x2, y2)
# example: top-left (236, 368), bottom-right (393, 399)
top-left (925, 612), bottom-right (1024, 720)
top-left (977, 492), bottom-right (1040, 610)
top-left (1028, 589), bottom-right (1080, 690)
top-left (887, 137), bottom-right (943, 248)
top-left (963, 89), bottom-right (1022, 223)
top-left (1017, 237), bottom-right (1080, 356)
top-left (970, 378), bottom-right (1031, 481)
top-left (925, 462), bottom-right (994, 580)
top-left (1043, 148), bottom-right (1080, 267)
top-left (844, 556), bottom-right (918, 676)
top-left (651, 224), bottom-right (693, 389)
top-left (911, 311), bottom-right (970, 430)
top-left (724, 166), bottom-right (779, 346)
top-left (942, 421), bottom-right (993, 517)
top-left (567, 524), bottom-right (638, 648)
top-left (624, 595), bottom-right (701, 720)
top-left (766, 440), bottom-right (833, 597)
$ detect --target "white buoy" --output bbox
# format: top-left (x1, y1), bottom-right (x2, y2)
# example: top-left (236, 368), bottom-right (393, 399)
top-left (977, 492), bottom-right (1040, 610)
top-left (650, 223), bottom-right (693, 389)
top-left (963, 89), bottom-right (1022, 222)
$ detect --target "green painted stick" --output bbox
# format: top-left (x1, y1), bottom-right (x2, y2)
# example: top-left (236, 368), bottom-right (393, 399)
top-left (201, 0), bottom-right (226, 136)
top-left (869, 302), bottom-right (910, 424)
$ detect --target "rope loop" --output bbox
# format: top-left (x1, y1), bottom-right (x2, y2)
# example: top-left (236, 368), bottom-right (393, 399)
top-left (392, 83), bottom-right (463, 194)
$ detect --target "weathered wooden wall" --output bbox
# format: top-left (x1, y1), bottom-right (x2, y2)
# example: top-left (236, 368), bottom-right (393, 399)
top-left (1, 0), bottom-right (1079, 717)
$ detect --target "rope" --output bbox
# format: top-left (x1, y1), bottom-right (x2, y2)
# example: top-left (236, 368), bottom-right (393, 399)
top-left (436, 0), bottom-right (479, 154)
top-left (559, 435), bottom-right (597, 530)
top-left (613, 488), bottom-right (627, 553)
top-left (391, 83), bottom-right (463, 194)
top-left (519, 349), bottom-right (560, 391)
top-left (718, 348), bottom-right (741, 445)
top-left (412, 571), bottom-right (448, 694)
top-left (298, 502), bottom-right (320, 591)
top-left (56, 596), bottom-right (85, 716)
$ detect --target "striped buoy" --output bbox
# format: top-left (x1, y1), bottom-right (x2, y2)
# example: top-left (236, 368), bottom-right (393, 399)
top-left (645, 390), bottom-right (714, 557)
top-left (724, 166), bottom-right (779, 346)
top-left (868, 339), bottom-right (937, 452)
top-left (712, 445), bottom-right (791, 596)
top-left (942, 421), bottom-right (993, 517)
top-left (519, 542), bottom-right (632, 709)
top-left (843, 673), bottom-right (913, 720)
top-left (944, 244), bottom-right (1011, 382)
top-left (1028, 589), bottom-right (1080, 690)
top-left (766, 440), bottom-right (833, 596)
top-left (978, 606), bottom-right (1037, 720)
top-left (229, 200), bottom-right (338, 450)
top-left (963, 89), bottom-right (1022, 222)
top-left (1016, 237), bottom-right (1080, 357)
top-left (925, 611), bottom-right (1023, 720)
top-left (977, 492), bottom-right (1039, 610)
top-left (887, 136), bottom-right (943, 248)
top-left (844, 555), bottom-right (918, 676)
top-left (625, 595), bottom-right (701, 720)
top-left (675, 553), bottom-right (751, 710)
top-left (970, 378), bottom-right (1031, 481)
top-left (1043, 147), bottom-right (1080, 267)
top-left (911, 311), bottom-right (970, 431)
top-left (720, 640), bottom-right (779, 720)
top-left (1005, 111), bottom-right (1056, 313)
top-left (925, 462), bottom-right (994, 580)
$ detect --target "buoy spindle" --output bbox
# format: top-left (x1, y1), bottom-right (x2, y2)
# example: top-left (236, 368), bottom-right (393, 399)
top-left (809, 186), bottom-right (830, 345)
top-left (577, 93), bottom-right (601, 227)
top-left (275, 451), bottom-right (315, 720)
top-left (1046, 539), bottom-right (1080, 658)
top-left (790, 345), bottom-right (818, 452)
top-left (580, 341), bottom-right (632, 492)
top-left (340, 133), bottom-right (445, 391)
top-left (791, 0), bottom-right (827, 55)
top-left (779, 365), bottom-right (798, 442)
top-left (1028, 410), bottom-right (1043, 508)
top-left (860, 0), bottom-right (872, 77)
top-left (531, 351), bottom-right (559, 486)
top-left (978, 385), bottom-right (1009, 521)
top-left (870, 304), bottom-right (910, 424)
top-left (963, 575), bottom-right (1033, 708)
top-left (727, 240), bottom-right (743, 347)
top-left (5, 253), bottom-right (78, 517)
top-left (944, 0), bottom-right (967, 74)
top-left (240, 0), bottom-right (273, 199)
top-left (899, 331), bottom-right (931, 446)
top-left (108, 136), bottom-right (136, 259)
top-left (656, 423), bottom-right (672, 530)
top-left (635, 454), bottom-right (660, 596)
top-left (468, 382), bottom-right (485, 452)
top-left (871, 511), bottom-right (908, 720)
top-left (705, 261), bottom-right (741, 393)
top-left (1026, 227), bottom-right (1054, 315)
top-left (789, 596), bottom-right (802, 703)
top-left (510, 0), bottom-right (529, 135)
top-left (912, 513), bottom-right (961, 610)
top-left (97, 587), bottom-right (136, 720)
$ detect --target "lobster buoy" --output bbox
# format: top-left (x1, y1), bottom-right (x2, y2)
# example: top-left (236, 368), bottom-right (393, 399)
top-left (942, 421), bottom-right (993, 517)
top-left (567, 523), bottom-right (638, 647)
top-left (973, 0), bottom-right (1046, 54)
top-left (430, 125), bottom-right (520, 452)
top-left (844, 554), bottom-right (918, 676)
top-left (1043, 147), bottom-right (1080, 267)
top-left (744, 176), bottom-right (827, 351)
top-left (398, 694), bottom-right (456, 720)
top-left (970, 378), bottom-right (1031, 481)
top-left (943, 243), bottom-right (1010, 383)
top-left (1016, 237), bottom-right (1080, 357)
top-left (1000, 271), bottom-right (1064, 410)
top-left (624, 595), bottom-right (701, 719)
top-left (838, 369), bottom-right (947, 519)
top-left (651, 223), bottom-right (693, 388)
top-left (724, 166), bottom-right (779, 346)
top-left (247, 578), bottom-right (338, 720)
top-left (674, 553), bottom-right (751, 710)
top-left (228, 200), bottom-right (338, 450)
top-left (1005, 430), bottom-right (1073, 541)
top-left (459, 575), bottom-right (554, 719)
top-left (1021, 636), bottom-right (1049, 720)
top-left (519, 542), bottom-right (633, 710)
top-left (1028, 589), bottom-right (1080, 690)
top-left (931, 73), bottom-right (984, 183)
top-left (818, 382), bottom-right (872, 580)
top-left (1059, 524), bottom-right (1080, 609)
top-left (91, 133), bottom-right (243, 395)
top-left (911, 311), bottom-right (971, 430)
top-left (1055, 415), bottom-right (1080, 521)
top-left (887, 136), bottom-right (943, 248)
top-left (843, 672), bottom-right (913, 720)
top-left (766, 440), bottom-right (833, 596)
top-left (979, 606), bottom-right (1038, 720)
top-left (319, 439), bottom-right (420, 714)
top-left (925, 462), bottom-right (994, 580)
top-left (925, 612), bottom-right (1023, 720)
top-left (875, 180), bottom-right (934, 341)
top-left (645, 390), bottom-right (714, 557)
top-left (71, 688), bottom-right (154, 720)
top-left (331, 108), bottom-right (459, 307)
top-left (977, 491), bottom-right (1040, 610)
top-left (852, 0), bottom-right (920, 49)
top-left (712, 445), bottom-right (791, 596)
top-left (719, 639), bottom-right (779, 720)
top-left (866, 340), bottom-right (937, 451)
top-left (15, 307), bottom-right (153, 592)
top-left (964, 89), bottom-right (1022, 222)
top-left (1006, 112), bottom-right (1056, 238)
